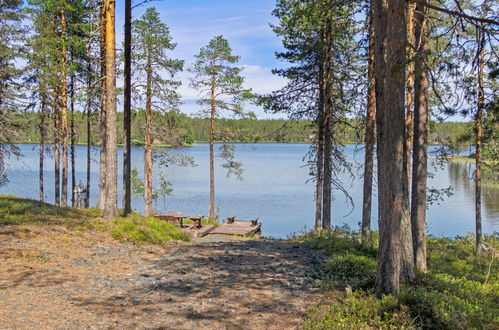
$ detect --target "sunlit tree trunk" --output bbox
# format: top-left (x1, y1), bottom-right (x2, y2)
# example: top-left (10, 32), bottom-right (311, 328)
top-left (144, 48), bottom-right (154, 216)
top-left (98, 0), bottom-right (107, 210)
top-left (361, 0), bottom-right (376, 245)
top-left (374, 0), bottom-right (408, 295)
top-left (322, 18), bottom-right (333, 230)
top-left (411, 0), bottom-right (429, 272)
top-left (122, 0), bottom-right (132, 215)
top-left (103, 0), bottom-right (118, 219)
top-left (60, 6), bottom-right (69, 207)
top-left (209, 70), bottom-right (216, 222)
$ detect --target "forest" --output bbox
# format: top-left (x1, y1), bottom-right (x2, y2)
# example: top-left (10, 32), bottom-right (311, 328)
top-left (0, 0), bottom-right (498, 328)
top-left (7, 110), bottom-right (476, 145)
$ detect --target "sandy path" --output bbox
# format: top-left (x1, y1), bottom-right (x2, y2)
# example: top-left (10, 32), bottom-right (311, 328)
top-left (0, 226), bottom-right (322, 329)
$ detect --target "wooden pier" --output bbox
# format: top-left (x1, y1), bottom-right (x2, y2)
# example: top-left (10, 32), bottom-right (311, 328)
top-left (210, 217), bottom-right (261, 237)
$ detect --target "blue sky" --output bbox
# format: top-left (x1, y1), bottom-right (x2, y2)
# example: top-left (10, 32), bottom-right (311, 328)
top-left (115, 0), bottom-right (288, 118)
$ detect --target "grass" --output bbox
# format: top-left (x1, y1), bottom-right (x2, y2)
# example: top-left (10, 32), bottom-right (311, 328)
top-left (0, 194), bottom-right (100, 227)
top-left (0, 194), bottom-right (190, 244)
top-left (81, 215), bottom-right (190, 244)
top-left (296, 228), bottom-right (499, 329)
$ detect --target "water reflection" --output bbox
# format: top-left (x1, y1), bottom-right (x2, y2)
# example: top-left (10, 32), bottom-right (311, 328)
top-left (448, 160), bottom-right (499, 225)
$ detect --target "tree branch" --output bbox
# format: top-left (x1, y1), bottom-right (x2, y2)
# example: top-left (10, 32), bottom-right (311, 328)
top-left (409, 0), bottom-right (499, 26)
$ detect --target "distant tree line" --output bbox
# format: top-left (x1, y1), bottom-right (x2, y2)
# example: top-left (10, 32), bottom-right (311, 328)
top-left (6, 111), bottom-right (477, 146)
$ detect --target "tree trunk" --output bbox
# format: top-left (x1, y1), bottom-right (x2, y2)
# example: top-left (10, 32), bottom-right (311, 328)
top-left (411, 0), bottom-right (429, 272)
top-left (315, 65), bottom-right (325, 231)
top-left (122, 0), bottom-right (132, 215)
top-left (60, 6), bottom-right (68, 207)
top-left (86, 56), bottom-right (92, 208)
top-left (322, 18), bottom-right (333, 230)
top-left (405, 2), bottom-right (415, 193)
top-left (374, 0), bottom-right (407, 295)
top-left (103, 0), bottom-right (118, 219)
top-left (53, 87), bottom-right (60, 206)
top-left (98, 0), bottom-right (107, 210)
top-left (144, 50), bottom-right (153, 216)
top-left (399, 1), bottom-right (416, 283)
top-left (475, 28), bottom-right (485, 254)
top-left (361, 0), bottom-right (376, 245)
top-left (39, 95), bottom-right (46, 202)
top-left (70, 75), bottom-right (76, 206)
top-left (209, 72), bottom-right (216, 222)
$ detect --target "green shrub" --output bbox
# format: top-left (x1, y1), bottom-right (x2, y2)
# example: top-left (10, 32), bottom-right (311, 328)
top-left (304, 292), bottom-right (412, 329)
top-left (302, 230), bottom-right (499, 329)
top-left (103, 216), bottom-right (190, 244)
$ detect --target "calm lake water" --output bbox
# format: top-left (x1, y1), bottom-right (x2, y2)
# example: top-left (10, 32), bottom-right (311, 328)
top-left (1, 143), bottom-right (498, 238)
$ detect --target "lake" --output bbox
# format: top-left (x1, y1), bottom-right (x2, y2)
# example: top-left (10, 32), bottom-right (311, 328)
top-left (1, 143), bottom-right (498, 238)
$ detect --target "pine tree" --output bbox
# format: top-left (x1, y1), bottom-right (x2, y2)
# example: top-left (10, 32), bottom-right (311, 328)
top-left (190, 35), bottom-right (248, 222)
top-left (132, 7), bottom-right (183, 215)
top-left (0, 0), bottom-right (24, 186)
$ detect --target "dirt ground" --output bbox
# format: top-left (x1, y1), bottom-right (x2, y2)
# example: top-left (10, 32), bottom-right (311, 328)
top-left (0, 226), bottom-right (323, 329)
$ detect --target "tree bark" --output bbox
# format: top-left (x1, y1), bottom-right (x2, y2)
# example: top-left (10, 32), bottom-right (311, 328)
top-left (322, 18), bottom-right (333, 230)
top-left (315, 63), bottom-right (325, 231)
top-left (86, 55), bottom-right (92, 208)
top-left (209, 71), bottom-right (216, 222)
top-left (374, 0), bottom-right (408, 295)
top-left (400, 1), bottom-right (416, 283)
top-left (122, 0), bottom-right (132, 215)
top-left (98, 0), bottom-right (107, 210)
top-left (53, 87), bottom-right (60, 206)
top-left (103, 0), bottom-right (118, 219)
top-left (60, 6), bottom-right (69, 207)
top-left (361, 0), bottom-right (376, 245)
top-left (70, 74), bottom-right (76, 207)
top-left (144, 49), bottom-right (154, 216)
top-left (405, 2), bottom-right (415, 193)
top-left (475, 28), bottom-right (485, 254)
top-left (39, 95), bottom-right (46, 202)
top-left (411, 0), bottom-right (429, 272)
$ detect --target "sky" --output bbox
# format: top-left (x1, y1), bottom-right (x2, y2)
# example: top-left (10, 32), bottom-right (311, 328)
top-left (115, 0), bottom-right (289, 119)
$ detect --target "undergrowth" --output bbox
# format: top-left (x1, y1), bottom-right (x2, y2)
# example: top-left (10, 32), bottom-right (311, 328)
top-left (81, 215), bottom-right (191, 244)
top-left (1, 195), bottom-right (190, 244)
top-left (296, 228), bottom-right (499, 329)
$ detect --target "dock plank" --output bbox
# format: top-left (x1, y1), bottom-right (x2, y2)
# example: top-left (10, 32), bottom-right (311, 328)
top-left (210, 220), bottom-right (261, 237)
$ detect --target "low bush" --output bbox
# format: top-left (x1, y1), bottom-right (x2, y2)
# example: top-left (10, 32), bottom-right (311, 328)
top-left (301, 230), bottom-right (498, 329)
top-left (84, 215), bottom-right (191, 244)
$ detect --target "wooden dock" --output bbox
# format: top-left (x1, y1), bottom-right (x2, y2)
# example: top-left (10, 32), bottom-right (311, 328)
top-left (210, 220), bottom-right (261, 237)
top-left (183, 224), bottom-right (216, 238)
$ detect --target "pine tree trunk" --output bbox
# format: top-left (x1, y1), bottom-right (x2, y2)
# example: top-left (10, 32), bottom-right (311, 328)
top-left (70, 75), bottom-right (76, 206)
top-left (60, 6), bottom-right (69, 207)
top-left (322, 18), bottom-right (333, 230)
top-left (86, 61), bottom-right (92, 208)
top-left (103, 0), bottom-right (118, 219)
top-left (405, 2), bottom-right (415, 193)
top-left (53, 87), bottom-right (61, 206)
top-left (315, 65), bottom-right (325, 231)
top-left (39, 96), bottom-right (46, 202)
top-left (144, 51), bottom-right (154, 216)
top-left (122, 0), bottom-right (132, 215)
top-left (98, 0), bottom-right (107, 210)
top-left (374, 0), bottom-right (408, 295)
top-left (361, 0), bottom-right (376, 245)
top-left (209, 73), bottom-right (216, 222)
top-left (411, 1), bottom-right (429, 272)
top-left (475, 29), bottom-right (485, 254)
